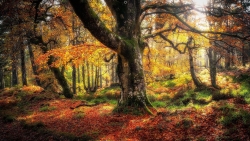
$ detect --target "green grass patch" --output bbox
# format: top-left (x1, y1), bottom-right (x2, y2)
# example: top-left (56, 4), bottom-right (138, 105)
top-left (166, 89), bottom-right (211, 110)
top-left (218, 103), bottom-right (250, 127)
top-left (152, 101), bottom-right (166, 108)
top-left (163, 80), bottom-right (176, 88)
top-left (39, 105), bottom-right (56, 112)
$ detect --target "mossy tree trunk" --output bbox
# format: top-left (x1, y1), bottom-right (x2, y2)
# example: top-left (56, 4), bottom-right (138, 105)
top-left (69, 0), bottom-right (153, 113)
top-left (48, 56), bottom-right (73, 98)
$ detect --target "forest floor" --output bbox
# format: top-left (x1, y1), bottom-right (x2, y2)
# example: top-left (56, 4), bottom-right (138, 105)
top-left (1, 69), bottom-right (250, 140)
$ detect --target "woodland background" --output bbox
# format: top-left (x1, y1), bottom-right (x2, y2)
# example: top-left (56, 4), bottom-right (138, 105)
top-left (1, 0), bottom-right (250, 140)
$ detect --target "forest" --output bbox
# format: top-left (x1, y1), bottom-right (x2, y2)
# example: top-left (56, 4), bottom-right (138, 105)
top-left (1, 0), bottom-right (250, 140)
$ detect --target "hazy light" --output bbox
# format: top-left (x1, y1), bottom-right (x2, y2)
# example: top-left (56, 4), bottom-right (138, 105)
top-left (192, 0), bottom-right (208, 8)
top-left (191, 0), bottom-right (209, 30)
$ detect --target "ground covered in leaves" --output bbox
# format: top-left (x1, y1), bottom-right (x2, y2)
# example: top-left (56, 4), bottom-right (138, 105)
top-left (1, 69), bottom-right (250, 140)
top-left (1, 93), bottom-right (250, 141)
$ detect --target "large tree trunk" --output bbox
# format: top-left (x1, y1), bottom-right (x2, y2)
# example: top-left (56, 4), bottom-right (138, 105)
top-left (69, 0), bottom-right (153, 113)
top-left (117, 42), bottom-right (152, 111)
top-left (188, 47), bottom-right (203, 88)
top-left (20, 47), bottom-right (28, 86)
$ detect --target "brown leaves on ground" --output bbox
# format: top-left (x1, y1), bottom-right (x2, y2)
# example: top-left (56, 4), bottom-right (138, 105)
top-left (1, 93), bottom-right (250, 141)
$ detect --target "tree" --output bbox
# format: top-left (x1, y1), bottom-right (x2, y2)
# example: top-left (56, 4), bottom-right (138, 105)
top-left (69, 0), bottom-right (154, 112)
top-left (67, 0), bottom-right (223, 112)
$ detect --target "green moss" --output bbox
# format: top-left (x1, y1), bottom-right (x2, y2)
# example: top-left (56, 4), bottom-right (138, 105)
top-left (152, 101), bottom-right (166, 108)
top-left (39, 105), bottom-right (56, 112)
top-left (163, 80), bottom-right (176, 88)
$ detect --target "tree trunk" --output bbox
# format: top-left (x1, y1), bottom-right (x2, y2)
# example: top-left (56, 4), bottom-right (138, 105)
top-left (11, 59), bottom-right (18, 86)
top-left (208, 48), bottom-right (218, 88)
top-left (86, 61), bottom-right (91, 93)
top-left (99, 66), bottom-right (102, 88)
top-left (188, 47), bottom-right (203, 87)
top-left (242, 40), bottom-right (249, 66)
top-left (72, 65), bottom-right (76, 94)
top-left (20, 47), bottom-right (28, 86)
top-left (77, 67), bottom-right (81, 91)
top-left (225, 48), bottom-right (231, 69)
top-left (28, 42), bottom-right (41, 86)
top-left (48, 56), bottom-right (73, 98)
top-left (82, 65), bottom-right (87, 90)
top-left (69, 0), bottom-right (153, 113)
top-left (91, 63), bottom-right (94, 89)
top-left (117, 42), bottom-right (152, 112)
top-left (0, 69), bottom-right (5, 89)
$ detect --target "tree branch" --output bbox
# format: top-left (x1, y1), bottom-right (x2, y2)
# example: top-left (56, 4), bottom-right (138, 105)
top-left (69, 0), bottom-right (121, 52)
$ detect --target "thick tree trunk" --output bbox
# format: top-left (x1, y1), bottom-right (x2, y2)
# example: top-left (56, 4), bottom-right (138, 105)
top-left (188, 48), bottom-right (203, 87)
top-left (69, 0), bottom-right (153, 113)
top-left (20, 47), bottom-right (28, 86)
top-left (28, 42), bottom-right (41, 86)
top-left (117, 42), bottom-right (152, 111)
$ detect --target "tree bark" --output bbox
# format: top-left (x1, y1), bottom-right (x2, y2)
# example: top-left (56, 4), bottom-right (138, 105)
top-left (188, 47), bottom-right (203, 88)
top-left (72, 65), bottom-right (76, 94)
top-left (99, 66), bottom-right (102, 88)
top-left (82, 65), bottom-right (87, 90)
top-left (69, 0), bottom-right (153, 113)
top-left (20, 47), bottom-right (28, 86)
top-left (225, 48), bottom-right (231, 69)
top-left (48, 56), bottom-right (73, 98)
top-left (208, 47), bottom-right (218, 88)
top-left (11, 46), bottom-right (18, 86)
top-left (0, 69), bottom-right (5, 89)
top-left (28, 42), bottom-right (41, 86)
